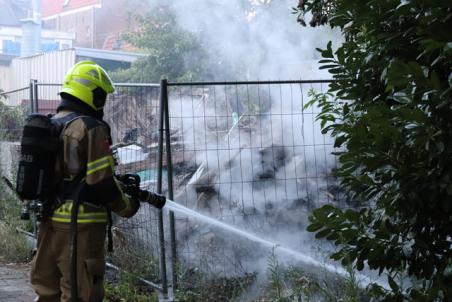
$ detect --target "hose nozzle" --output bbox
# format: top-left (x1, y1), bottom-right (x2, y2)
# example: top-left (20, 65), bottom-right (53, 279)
top-left (116, 173), bottom-right (166, 209)
top-left (137, 190), bottom-right (166, 209)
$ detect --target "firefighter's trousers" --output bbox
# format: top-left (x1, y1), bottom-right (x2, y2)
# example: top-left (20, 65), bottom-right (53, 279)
top-left (31, 221), bottom-right (107, 302)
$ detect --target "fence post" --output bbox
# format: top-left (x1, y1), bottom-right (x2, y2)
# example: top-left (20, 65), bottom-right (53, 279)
top-left (157, 79), bottom-right (168, 295)
top-left (32, 80), bottom-right (38, 113)
top-left (163, 80), bottom-right (178, 291)
top-left (29, 80), bottom-right (34, 113)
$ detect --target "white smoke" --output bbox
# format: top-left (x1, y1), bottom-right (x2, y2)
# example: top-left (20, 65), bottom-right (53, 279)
top-left (168, 83), bottom-right (340, 277)
top-left (138, 0), bottom-right (349, 293)
top-left (149, 0), bottom-right (341, 80)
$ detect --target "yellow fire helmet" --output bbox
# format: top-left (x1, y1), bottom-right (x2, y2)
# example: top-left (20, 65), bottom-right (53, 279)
top-left (60, 61), bottom-right (115, 111)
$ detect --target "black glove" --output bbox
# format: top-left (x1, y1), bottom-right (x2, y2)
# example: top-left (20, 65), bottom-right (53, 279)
top-left (123, 197), bottom-right (140, 218)
top-left (117, 174), bottom-right (141, 200)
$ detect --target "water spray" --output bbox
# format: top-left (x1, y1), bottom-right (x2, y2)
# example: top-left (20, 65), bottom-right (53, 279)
top-left (163, 199), bottom-right (388, 290)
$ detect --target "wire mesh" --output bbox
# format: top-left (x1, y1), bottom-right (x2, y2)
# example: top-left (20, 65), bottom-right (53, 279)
top-left (103, 84), bottom-right (164, 283)
top-left (165, 81), bottom-right (342, 282)
top-left (0, 87), bottom-right (31, 141)
top-left (2, 79), bottom-right (345, 296)
top-left (0, 87), bottom-right (31, 182)
top-left (30, 83), bottom-right (60, 115)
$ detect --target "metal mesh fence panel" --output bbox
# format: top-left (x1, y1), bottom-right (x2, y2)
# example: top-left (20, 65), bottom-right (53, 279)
top-left (34, 83), bottom-right (60, 115)
top-left (0, 87), bottom-right (31, 141)
top-left (103, 84), bottom-right (164, 284)
top-left (165, 81), bottom-right (342, 286)
top-left (3, 79), bottom-right (344, 297)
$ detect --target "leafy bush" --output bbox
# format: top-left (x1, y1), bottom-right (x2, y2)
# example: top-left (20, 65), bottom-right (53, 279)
top-left (296, 0), bottom-right (452, 300)
top-left (0, 100), bottom-right (26, 141)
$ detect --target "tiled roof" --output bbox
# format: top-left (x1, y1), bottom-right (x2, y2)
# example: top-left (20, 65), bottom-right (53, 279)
top-left (42, 0), bottom-right (101, 18)
top-left (101, 32), bottom-right (136, 52)
top-left (102, 33), bottom-right (118, 50)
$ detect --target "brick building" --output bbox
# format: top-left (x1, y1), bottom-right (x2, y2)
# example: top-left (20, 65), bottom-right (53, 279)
top-left (42, 0), bottom-right (145, 50)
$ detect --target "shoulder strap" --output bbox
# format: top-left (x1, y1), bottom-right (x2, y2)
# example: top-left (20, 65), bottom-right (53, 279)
top-left (53, 112), bottom-right (87, 134)
top-left (52, 112), bottom-right (88, 204)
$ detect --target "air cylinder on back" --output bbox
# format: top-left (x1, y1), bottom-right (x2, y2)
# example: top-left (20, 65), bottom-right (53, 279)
top-left (16, 114), bottom-right (60, 200)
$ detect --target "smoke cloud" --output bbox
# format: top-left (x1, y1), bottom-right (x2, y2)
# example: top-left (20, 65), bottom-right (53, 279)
top-left (122, 0), bottom-right (352, 294)
top-left (148, 0), bottom-right (342, 80)
top-left (167, 82), bottom-right (341, 281)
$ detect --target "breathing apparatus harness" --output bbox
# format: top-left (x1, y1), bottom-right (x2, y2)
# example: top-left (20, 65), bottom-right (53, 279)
top-left (16, 112), bottom-right (86, 216)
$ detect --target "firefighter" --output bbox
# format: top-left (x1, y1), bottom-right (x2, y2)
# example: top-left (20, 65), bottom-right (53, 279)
top-left (30, 61), bottom-right (140, 302)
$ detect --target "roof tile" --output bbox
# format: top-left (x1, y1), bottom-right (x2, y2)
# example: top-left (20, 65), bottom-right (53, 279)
top-left (42, 0), bottom-right (101, 18)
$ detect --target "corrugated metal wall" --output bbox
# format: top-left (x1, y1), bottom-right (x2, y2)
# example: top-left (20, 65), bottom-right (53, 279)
top-left (12, 49), bottom-right (76, 87)
top-left (1, 49), bottom-right (76, 105)
top-left (0, 65), bottom-right (11, 92)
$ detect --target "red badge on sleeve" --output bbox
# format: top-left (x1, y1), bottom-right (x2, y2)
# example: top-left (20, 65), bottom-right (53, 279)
top-left (103, 138), bottom-right (111, 151)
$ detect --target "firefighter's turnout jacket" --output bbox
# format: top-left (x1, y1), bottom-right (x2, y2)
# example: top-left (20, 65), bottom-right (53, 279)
top-left (31, 105), bottom-right (138, 302)
top-left (51, 110), bottom-right (135, 223)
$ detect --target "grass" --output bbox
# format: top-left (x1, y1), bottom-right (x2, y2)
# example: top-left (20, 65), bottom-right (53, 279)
top-left (104, 271), bottom-right (159, 302)
top-left (0, 221), bottom-right (30, 263)
top-left (0, 179), bottom-right (31, 263)
top-left (103, 248), bottom-right (367, 302)
top-left (264, 249), bottom-right (366, 302)
top-left (105, 227), bottom-right (161, 301)
top-left (174, 262), bottom-right (256, 302)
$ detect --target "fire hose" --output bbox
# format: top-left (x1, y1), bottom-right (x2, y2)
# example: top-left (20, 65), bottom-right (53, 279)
top-left (70, 173), bottom-right (166, 301)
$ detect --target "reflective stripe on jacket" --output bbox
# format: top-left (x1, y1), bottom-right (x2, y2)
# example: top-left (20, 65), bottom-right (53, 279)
top-left (52, 201), bottom-right (108, 223)
top-left (50, 110), bottom-right (135, 224)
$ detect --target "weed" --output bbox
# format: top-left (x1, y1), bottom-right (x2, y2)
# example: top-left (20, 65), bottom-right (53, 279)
top-left (107, 229), bottom-right (161, 282)
top-left (105, 271), bottom-right (158, 302)
top-left (263, 250), bottom-right (366, 302)
top-left (174, 262), bottom-right (256, 302)
top-left (0, 179), bottom-right (31, 263)
top-left (267, 247), bottom-right (289, 301)
top-left (0, 221), bottom-right (30, 263)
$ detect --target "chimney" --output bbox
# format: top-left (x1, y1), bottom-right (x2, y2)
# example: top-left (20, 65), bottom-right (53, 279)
top-left (21, 0), bottom-right (42, 57)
